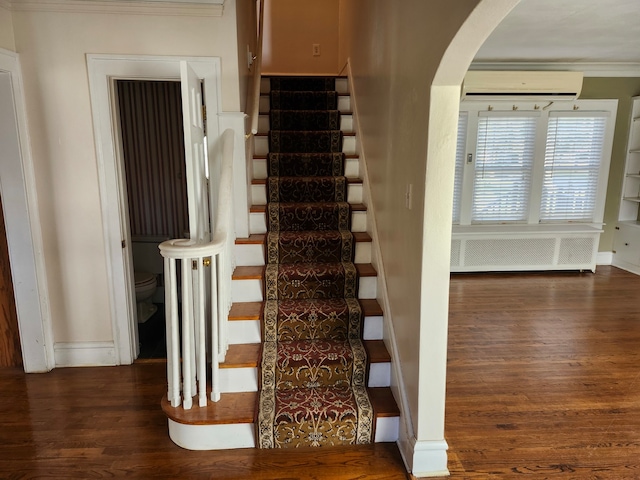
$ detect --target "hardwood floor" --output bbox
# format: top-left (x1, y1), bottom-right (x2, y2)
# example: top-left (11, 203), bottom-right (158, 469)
top-left (0, 362), bottom-right (408, 479)
top-left (2, 266), bottom-right (640, 478)
top-left (438, 266), bottom-right (640, 479)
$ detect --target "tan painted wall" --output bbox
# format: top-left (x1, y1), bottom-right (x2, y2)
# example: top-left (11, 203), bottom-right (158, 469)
top-left (0, 5), bottom-right (14, 51)
top-left (11, 3), bottom-right (246, 344)
top-left (262, 0), bottom-right (340, 75)
top-left (235, 0), bottom-right (258, 112)
top-left (339, 0), bottom-right (482, 442)
top-left (580, 78), bottom-right (640, 252)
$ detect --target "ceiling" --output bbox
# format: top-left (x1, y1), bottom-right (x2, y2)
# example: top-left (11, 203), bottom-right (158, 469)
top-left (473, 0), bottom-right (640, 69)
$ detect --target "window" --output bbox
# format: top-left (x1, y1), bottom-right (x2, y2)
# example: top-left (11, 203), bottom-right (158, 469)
top-left (453, 100), bottom-right (616, 226)
top-left (540, 113), bottom-right (608, 222)
top-left (452, 112), bottom-right (467, 224)
top-left (473, 114), bottom-right (537, 222)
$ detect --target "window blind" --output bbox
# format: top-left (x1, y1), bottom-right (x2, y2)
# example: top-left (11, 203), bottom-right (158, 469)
top-left (540, 113), bottom-right (608, 222)
top-left (452, 112), bottom-right (468, 223)
top-left (472, 114), bottom-right (538, 222)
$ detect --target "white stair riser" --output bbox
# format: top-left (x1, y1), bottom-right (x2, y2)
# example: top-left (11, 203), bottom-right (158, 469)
top-left (252, 156), bottom-right (360, 180)
top-left (251, 182), bottom-right (363, 206)
top-left (257, 114), bottom-right (353, 134)
top-left (259, 95), bottom-right (351, 113)
top-left (219, 367), bottom-right (258, 393)
top-left (168, 413), bottom-right (397, 451)
top-left (168, 420), bottom-right (255, 450)
top-left (235, 241), bottom-right (371, 267)
top-left (228, 314), bottom-right (384, 345)
top-left (260, 77), bottom-right (349, 95)
top-left (374, 417), bottom-right (400, 443)
top-left (254, 134), bottom-right (356, 157)
top-left (231, 275), bottom-right (377, 303)
top-left (218, 362), bottom-right (390, 393)
top-left (249, 210), bottom-right (367, 235)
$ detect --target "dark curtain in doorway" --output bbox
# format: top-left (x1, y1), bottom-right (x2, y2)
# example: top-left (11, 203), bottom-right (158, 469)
top-left (117, 80), bottom-right (189, 240)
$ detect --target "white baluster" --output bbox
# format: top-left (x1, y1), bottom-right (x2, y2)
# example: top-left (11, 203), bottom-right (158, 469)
top-left (210, 256), bottom-right (220, 402)
top-left (197, 256), bottom-right (207, 407)
top-left (181, 259), bottom-right (193, 410)
top-left (167, 258), bottom-right (181, 408)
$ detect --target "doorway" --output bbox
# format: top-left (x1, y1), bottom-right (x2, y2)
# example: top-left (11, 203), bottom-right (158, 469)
top-left (0, 194), bottom-right (22, 367)
top-left (87, 55), bottom-right (221, 365)
top-left (114, 79), bottom-right (189, 359)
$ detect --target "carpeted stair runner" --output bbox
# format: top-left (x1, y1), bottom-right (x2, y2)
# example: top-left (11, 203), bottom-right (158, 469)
top-left (257, 76), bottom-right (374, 448)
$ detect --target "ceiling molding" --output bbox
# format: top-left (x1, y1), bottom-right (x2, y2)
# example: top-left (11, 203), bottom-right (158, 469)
top-left (10, 0), bottom-right (224, 16)
top-left (471, 62), bottom-right (640, 78)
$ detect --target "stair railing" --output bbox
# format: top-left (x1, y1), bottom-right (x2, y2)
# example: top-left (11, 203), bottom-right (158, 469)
top-left (159, 128), bottom-right (235, 409)
top-left (248, 0), bottom-right (265, 136)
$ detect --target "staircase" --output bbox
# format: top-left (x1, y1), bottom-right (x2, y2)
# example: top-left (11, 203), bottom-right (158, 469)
top-left (161, 76), bottom-right (399, 451)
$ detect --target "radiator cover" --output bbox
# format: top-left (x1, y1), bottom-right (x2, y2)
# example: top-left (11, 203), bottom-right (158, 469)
top-left (451, 225), bottom-right (601, 272)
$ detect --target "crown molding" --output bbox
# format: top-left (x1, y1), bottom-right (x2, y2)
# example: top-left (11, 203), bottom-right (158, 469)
top-left (471, 61), bottom-right (640, 78)
top-left (10, 0), bottom-right (224, 16)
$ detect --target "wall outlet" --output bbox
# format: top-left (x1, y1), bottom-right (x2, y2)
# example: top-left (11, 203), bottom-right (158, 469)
top-left (312, 44), bottom-right (321, 56)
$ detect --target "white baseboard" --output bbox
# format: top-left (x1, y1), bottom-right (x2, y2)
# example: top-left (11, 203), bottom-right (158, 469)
top-left (54, 342), bottom-right (117, 367)
top-left (398, 437), bottom-right (449, 478)
top-left (596, 251), bottom-right (613, 265)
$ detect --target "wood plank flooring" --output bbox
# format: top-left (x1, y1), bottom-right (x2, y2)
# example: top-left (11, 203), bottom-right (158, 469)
top-left (437, 265), bottom-right (640, 479)
top-left (2, 266), bottom-right (640, 478)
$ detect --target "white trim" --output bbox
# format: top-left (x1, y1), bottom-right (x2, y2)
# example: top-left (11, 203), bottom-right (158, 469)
top-left (470, 62), bottom-right (640, 78)
top-left (219, 112), bottom-right (250, 239)
top-left (596, 251), bottom-right (613, 265)
top-left (345, 58), bottom-right (415, 451)
top-left (11, 0), bottom-right (224, 16)
top-left (168, 420), bottom-right (256, 450)
top-left (612, 258), bottom-right (640, 276)
top-left (53, 342), bottom-right (117, 367)
top-left (0, 48), bottom-right (54, 372)
top-left (87, 54), bottom-right (222, 365)
top-left (400, 439), bottom-right (449, 478)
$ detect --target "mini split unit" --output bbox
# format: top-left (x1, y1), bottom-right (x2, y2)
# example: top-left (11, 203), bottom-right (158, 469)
top-left (461, 71), bottom-right (584, 101)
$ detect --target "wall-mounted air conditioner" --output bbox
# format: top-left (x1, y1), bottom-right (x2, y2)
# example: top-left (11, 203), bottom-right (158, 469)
top-left (461, 71), bottom-right (584, 101)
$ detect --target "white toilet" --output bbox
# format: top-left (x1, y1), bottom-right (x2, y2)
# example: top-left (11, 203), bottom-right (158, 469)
top-left (134, 271), bottom-right (157, 323)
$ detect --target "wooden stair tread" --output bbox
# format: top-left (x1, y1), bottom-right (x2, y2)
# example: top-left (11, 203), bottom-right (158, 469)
top-left (161, 387), bottom-right (397, 427)
top-left (235, 234), bottom-right (266, 245)
top-left (233, 265), bottom-right (265, 279)
top-left (234, 264), bottom-right (375, 279)
top-left (364, 340), bottom-right (390, 363)
top-left (222, 341), bottom-right (387, 366)
top-left (360, 298), bottom-right (383, 316)
top-left (236, 233), bottom-right (369, 245)
top-left (220, 343), bottom-right (260, 368)
top-left (355, 263), bottom-right (377, 276)
top-left (251, 177), bottom-right (362, 185)
top-left (369, 387), bottom-right (400, 417)
top-left (161, 392), bottom-right (257, 425)
top-left (229, 301), bottom-right (263, 320)
top-left (253, 153), bottom-right (359, 160)
top-left (229, 298), bottom-right (382, 322)
top-left (251, 203), bottom-right (366, 213)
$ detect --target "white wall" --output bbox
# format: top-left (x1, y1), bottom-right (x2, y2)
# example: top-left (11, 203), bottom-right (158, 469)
top-left (0, 3), bottom-right (14, 51)
top-left (11, 2), bottom-right (245, 348)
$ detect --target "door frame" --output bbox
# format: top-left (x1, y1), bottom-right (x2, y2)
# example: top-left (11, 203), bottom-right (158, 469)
top-left (0, 48), bottom-right (54, 372)
top-left (87, 54), bottom-right (222, 365)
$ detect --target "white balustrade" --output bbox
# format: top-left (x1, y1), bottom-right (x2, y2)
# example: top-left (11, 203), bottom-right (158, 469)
top-left (159, 128), bottom-right (235, 409)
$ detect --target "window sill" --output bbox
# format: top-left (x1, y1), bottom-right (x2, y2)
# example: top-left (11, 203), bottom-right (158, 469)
top-left (452, 223), bottom-right (603, 237)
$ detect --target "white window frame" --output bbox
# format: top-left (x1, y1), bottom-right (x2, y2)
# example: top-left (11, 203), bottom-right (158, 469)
top-left (455, 99), bottom-right (618, 227)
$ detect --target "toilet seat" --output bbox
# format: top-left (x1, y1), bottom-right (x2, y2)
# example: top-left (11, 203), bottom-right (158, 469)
top-left (135, 271), bottom-right (156, 288)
